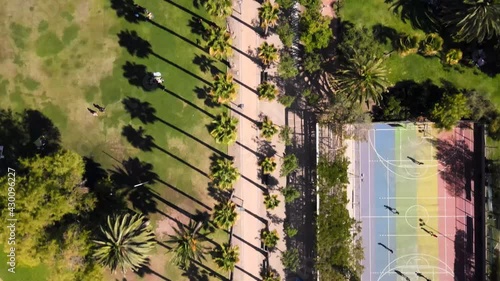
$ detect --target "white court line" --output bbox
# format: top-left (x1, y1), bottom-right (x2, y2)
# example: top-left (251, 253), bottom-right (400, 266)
top-left (379, 197), bottom-right (454, 199)
top-left (368, 136), bottom-right (372, 281)
top-left (380, 234), bottom-right (454, 237)
top-left (386, 167), bottom-right (390, 266)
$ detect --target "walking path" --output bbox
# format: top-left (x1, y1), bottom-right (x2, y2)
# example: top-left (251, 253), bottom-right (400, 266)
top-left (228, 0), bottom-right (286, 280)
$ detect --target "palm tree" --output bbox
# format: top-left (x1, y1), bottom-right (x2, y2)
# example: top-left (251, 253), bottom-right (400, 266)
top-left (210, 158), bottom-right (239, 190)
top-left (93, 213), bottom-right (156, 274)
top-left (212, 243), bottom-right (240, 271)
top-left (210, 112), bottom-right (239, 144)
top-left (443, 0), bottom-right (500, 43)
top-left (166, 220), bottom-right (207, 269)
top-left (335, 52), bottom-right (390, 106)
top-left (204, 0), bottom-right (233, 18)
top-left (260, 115), bottom-right (278, 139)
top-left (419, 33), bottom-right (443, 56)
top-left (444, 48), bottom-right (463, 65)
top-left (260, 229), bottom-right (279, 249)
top-left (264, 194), bottom-right (280, 210)
top-left (261, 269), bottom-right (280, 281)
top-left (212, 200), bottom-right (239, 229)
top-left (258, 42), bottom-right (279, 66)
top-left (206, 26), bottom-right (233, 60)
top-left (260, 157), bottom-right (277, 174)
top-left (394, 34), bottom-right (419, 56)
top-left (258, 0), bottom-right (280, 35)
top-left (257, 82), bottom-right (278, 101)
top-left (209, 73), bottom-right (238, 104)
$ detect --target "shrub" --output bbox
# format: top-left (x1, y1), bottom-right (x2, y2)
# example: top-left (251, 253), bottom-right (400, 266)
top-left (285, 226), bottom-right (298, 238)
top-left (444, 48), bottom-right (463, 65)
top-left (419, 33), bottom-right (443, 56)
top-left (279, 125), bottom-right (293, 145)
top-left (278, 95), bottom-right (296, 108)
top-left (281, 248), bottom-right (300, 271)
top-left (264, 194), bottom-right (280, 210)
top-left (395, 34), bottom-right (419, 56)
top-left (276, 21), bottom-right (294, 47)
top-left (280, 154), bottom-right (299, 177)
top-left (281, 186), bottom-right (300, 203)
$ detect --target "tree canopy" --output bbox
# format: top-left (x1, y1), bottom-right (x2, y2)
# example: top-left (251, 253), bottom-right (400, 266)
top-left (299, 10), bottom-right (333, 53)
top-left (431, 92), bottom-right (470, 130)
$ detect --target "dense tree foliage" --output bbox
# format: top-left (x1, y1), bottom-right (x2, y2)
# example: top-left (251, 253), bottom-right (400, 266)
top-left (212, 243), bottom-right (239, 271)
top-left (206, 26), bottom-right (233, 60)
top-left (212, 200), bottom-right (239, 229)
top-left (166, 220), bottom-right (207, 269)
top-left (281, 185), bottom-right (300, 203)
top-left (264, 194), bottom-right (281, 210)
top-left (276, 21), bottom-right (294, 48)
top-left (259, 0), bottom-right (280, 35)
top-left (209, 73), bottom-right (238, 104)
top-left (277, 52), bottom-right (298, 79)
top-left (257, 82), bottom-right (279, 101)
top-left (258, 42), bottom-right (280, 66)
top-left (299, 10), bottom-right (333, 53)
top-left (281, 248), bottom-right (300, 271)
top-left (203, 0), bottom-right (233, 18)
top-left (260, 115), bottom-right (279, 139)
top-left (316, 155), bottom-right (363, 280)
top-left (280, 153), bottom-right (299, 177)
top-left (260, 157), bottom-right (277, 174)
top-left (210, 112), bottom-right (239, 144)
top-left (430, 92), bottom-right (470, 130)
top-left (209, 158), bottom-right (239, 190)
top-left (260, 229), bottom-right (280, 249)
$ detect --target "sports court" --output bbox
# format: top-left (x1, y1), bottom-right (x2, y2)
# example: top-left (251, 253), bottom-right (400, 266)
top-left (348, 123), bottom-right (478, 281)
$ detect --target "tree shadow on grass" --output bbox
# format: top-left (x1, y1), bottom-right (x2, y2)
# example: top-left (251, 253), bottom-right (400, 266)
top-left (118, 30), bottom-right (152, 58)
top-left (109, 0), bottom-right (143, 23)
top-left (122, 97), bottom-right (157, 124)
top-left (182, 263), bottom-right (210, 281)
top-left (109, 157), bottom-right (160, 214)
top-left (122, 125), bottom-right (156, 151)
top-left (385, 0), bottom-right (439, 33)
top-left (193, 54), bottom-right (221, 75)
top-left (430, 137), bottom-right (473, 197)
top-left (122, 61), bottom-right (148, 88)
top-left (83, 156), bottom-right (108, 188)
top-left (372, 24), bottom-right (398, 48)
top-left (136, 260), bottom-right (173, 281)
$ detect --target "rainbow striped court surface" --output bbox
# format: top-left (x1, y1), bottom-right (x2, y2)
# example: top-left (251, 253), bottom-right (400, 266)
top-left (350, 123), bottom-right (476, 281)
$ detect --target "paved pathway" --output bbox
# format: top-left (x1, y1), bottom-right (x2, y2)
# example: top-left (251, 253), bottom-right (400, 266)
top-left (228, 0), bottom-right (286, 280)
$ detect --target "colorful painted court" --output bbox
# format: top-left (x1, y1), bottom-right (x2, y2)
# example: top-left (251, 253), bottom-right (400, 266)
top-left (348, 123), bottom-right (481, 281)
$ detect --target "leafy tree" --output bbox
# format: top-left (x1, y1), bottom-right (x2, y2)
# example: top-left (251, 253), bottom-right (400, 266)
top-left (281, 248), bottom-right (300, 271)
top-left (419, 33), bottom-right (444, 56)
top-left (204, 0), bottom-right (233, 18)
top-left (317, 155), bottom-right (350, 188)
top-left (281, 185), bottom-right (300, 203)
top-left (464, 90), bottom-right (496, 121)
top-left (303, 53), bottom-right (322, 74)
top-left (338, 24), bottom-right (384, 59)
top-left (210, 158), bottom-right (239, 190)
top-left (299, 10), bottom-right (333, 53)
top-left (280, 153), bottom-right (299, 177)
top-left (319, 91), bottom-right (370, 125)
top-left (376, 95), bottom-right (410, 121)
top-left (206, 26), bottom-right (233, 60)
top-left (284, 226), bottom-right (298, 238)
top-left (210, 112), bottom-right (239, 144)
top-left (209, 73), bottom-right (238, 104)
top-left (212, 243), bottom-right (240, 271)
top-left (260, 157), bottom-right (277, 174)
top-left (444, 48), bottom-right (463, 65)
top-left (431, 92), bottom-right (470, 130)
top-left (278, 95), bottom-right (296, 108)
top-left (443, 0), bottom-right (500, 43)
top-left (334, 52), bottom-right (390, 106)
top-left (166, 220), bottom-right (207, 269)
top-left (261, 229), bottom-right (280, 249)
top-left (257, 82), bottom-right (279, 101)
top-left (260, 115), bottom-right (279, 139)
top-left (279, 125), bottom-right (293, 146)
top-left (0, 150), bottom-right (95, 267)
top-left (277, 21), bottom-right (294, 47)
top-left (93, 213), bottom-right (156, 273)
top-left (264, 194), bottom-right (280, 210)
top-left (298, 0), bottom-right (321, 9)
top-left (212, 200), bottom-right (239, 229)
top-left (259, 0), bottom-right (280, 35)
top-left (277, 52), bottom-right (298, 79)
top-left (258, 42), bottom-right (279, 66)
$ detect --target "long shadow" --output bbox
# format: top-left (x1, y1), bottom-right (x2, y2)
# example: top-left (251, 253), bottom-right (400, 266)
top-left (235, 265), bottom-right (261, 281)
top-left (453, 229), bottom-right (475, 281)
top-left (152, 52), bottom-right (211, 85)
top-left (190, 259), bottom-right (229, 281)
top-left (222, 104), bottom-right (259, 126)
top-left (117, 30), bottom-right (152, 58)
top-left (236, 141), bottom-right (261, 158)
top-left (122, 97), bottom-right (157, 124)
top-left (157, 179), bottom-right (212, 211)
top-left (233, 233), bottom-right (268, 256)
top-left (240, 174), bottom-right (267, 193)
top-left (230, 14), bottom-right (261, 34)
top-left (154, 144), bottom-right (209, 177)
top-left (160, 85), bottom-right (215, 118)
top-left (192, 54), bottom-right (221, 75)
top-left (231, 45), bottom-right (262, 66)
top-left (122, 61), bottom-right (151, 90)
top-left (136, 264), bottom-right (173, 281)
top-left (155, 116), bottom-right (231, 159)
top-left (109, 0), bottom-right (143, 23)
top-left (163, 0), bottom-right (215, 26)
top-left (148, 19), bottom-right (207, 52)
top-left (244, 207), bottom-right (268, 225)
top-left (234, 77), bottom-right (258, 94)
top-left (386, 0), bottom-right (439, 33)
top-left (183, 263), bottom-right (210, 281)
top-left (122, 124), bottom-right (156, 151)
top-left (150, 191), bottom-right (195, 219)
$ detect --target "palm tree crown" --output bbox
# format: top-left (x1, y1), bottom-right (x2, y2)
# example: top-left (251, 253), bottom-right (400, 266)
top-left (259, 0), bottom-right (280, 35)
top-left (210, 73), bottom-right (238, 104)
top-left (212, 200), bottom-right (239, 229)
top-left (213, 243), bottom-right (240, 272)
top-left (258, 42), bottom-right (279, 66)
top-left (260, 115), bottom-right (279, 139)
top-left (204, 0), bottom-right (233, 18)
top-left (444, 0), bottom-right (500, 43)
top-left (260, 157), bottom-right (277, 174)
top-left (257, 82), bottom-right (279, 101)
top-left (335, 52), bottom-right (390, 105)
top-left (210, 112), bottom-right (239, 144)
top-left (93, 213), bottom-right (156, 274)
top-left (206, 26), bottom-right (233, 60)
top-left (166, 220), bottom-right (207, 269)
top-left (210, 158), bottom-right (240, 190)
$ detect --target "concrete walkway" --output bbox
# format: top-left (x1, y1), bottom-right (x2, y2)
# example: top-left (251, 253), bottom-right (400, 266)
top-left (228, 0), bottom-right (286, 280)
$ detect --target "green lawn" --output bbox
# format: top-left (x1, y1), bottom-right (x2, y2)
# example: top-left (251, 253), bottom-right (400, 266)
top-left (339, 0), bottom-right (500, 104)
top-left (0, 0), bottom-right (228, 279)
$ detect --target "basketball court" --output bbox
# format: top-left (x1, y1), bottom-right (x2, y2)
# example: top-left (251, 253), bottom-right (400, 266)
top-left (349, 123), bottom-right (477, 281)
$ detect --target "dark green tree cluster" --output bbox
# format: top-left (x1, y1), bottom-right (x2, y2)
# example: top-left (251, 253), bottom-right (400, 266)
top-left (316, 154), bottom-right (364, 280)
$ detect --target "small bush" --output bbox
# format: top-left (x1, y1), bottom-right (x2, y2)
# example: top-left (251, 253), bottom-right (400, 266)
top-left (395, 34), bottom-right (419, 56)
top-left (281, 248), bottom-right (300, 271)
top-left (285, 226), bottom-right (298, 238)
top-left (444, 49), bottom-right (463, 65)
top-left (278, 95), bottom-right (296, 108)
top-left (419, 33), bottom-right (443, 56)
top-left (281, 186), bottom-right (300, 203)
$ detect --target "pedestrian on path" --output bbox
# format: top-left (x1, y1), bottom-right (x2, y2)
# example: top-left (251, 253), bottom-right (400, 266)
top-left (87, 108), bottom-right (98, 116)
top-left (93, 103), bottom-right (106, 112)
top-left (237, 103), bottom-right (244, 109)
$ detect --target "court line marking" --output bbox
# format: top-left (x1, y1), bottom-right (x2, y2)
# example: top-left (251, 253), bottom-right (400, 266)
top-left (379, 196), bottom-right (453, 199)
top-left (362, 215), bottom-right (463, 218)
top-left (368, 132), bottom-right (372, 281)
top-left (379, 234), bottom-right (454, 237)
top-left (376, 253), bottom-right (454, 281)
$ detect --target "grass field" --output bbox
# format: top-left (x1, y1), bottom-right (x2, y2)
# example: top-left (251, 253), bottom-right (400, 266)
top-left (0, 0), bottom-right (228, 279)
top-left (339, 0), bottom-right (500, 105)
